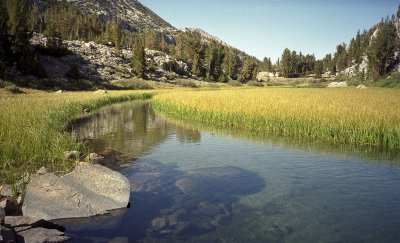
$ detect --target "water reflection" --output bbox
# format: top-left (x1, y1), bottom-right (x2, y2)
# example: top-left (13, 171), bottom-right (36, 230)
top-left (70, 102), bottom-right (171, 169)
top-left (161, 114), bottom-right (400, 164)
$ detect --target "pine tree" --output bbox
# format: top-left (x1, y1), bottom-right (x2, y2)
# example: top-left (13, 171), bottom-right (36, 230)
top-left (110, 19), bottom-right (122, 53)
top-left (323, 54), bottom-right (335, 74)
top-left (314, 61), bottom-right (323, 78)
top-left (0, 0), bottom-right (9, 71)
top-left (334, 43), bottom-right (348, 72)
top-left (184, 32), bottom-right (205, 77)
top-left (132, 41), bottom-right (146, 79)
top-left (367, 20), bottom-right (398, 80)
top-left (280, 48), bottom-right (291, 78)
top-left (206, 42), bottom-right (225, 81)
top-left (0, 1), bottom-right (8, 46)
top-left (29, 3), bottom-right (43, 33)
top-left (261, 57), bottom-right (273, 71)
top-left (223, 50), bottom-right (241, 80)
top-left (7, 0), bottom-right (31, 49)
top-left (238, 58), bottom-right (257, 82)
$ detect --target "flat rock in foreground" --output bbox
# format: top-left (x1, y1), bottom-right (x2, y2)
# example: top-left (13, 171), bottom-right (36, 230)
top-left (22, 163), bottom-right (130, 220)
top-left (4, 216), bottom-right (69, 243)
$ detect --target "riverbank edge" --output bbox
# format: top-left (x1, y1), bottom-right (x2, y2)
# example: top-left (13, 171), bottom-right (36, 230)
top-left (1, 91), bottom-right (155, 186)
top-left (152, 97), bottom-right (400, 149)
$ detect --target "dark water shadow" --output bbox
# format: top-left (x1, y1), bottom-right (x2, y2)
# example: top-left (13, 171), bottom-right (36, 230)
top-left (61, 159), bottom-right (266, 242)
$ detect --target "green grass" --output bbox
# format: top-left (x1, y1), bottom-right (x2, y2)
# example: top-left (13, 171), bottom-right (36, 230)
top-left (0, 90), bottom-right (154, 184)
top-left (153, 88), bottom-right (400, 149)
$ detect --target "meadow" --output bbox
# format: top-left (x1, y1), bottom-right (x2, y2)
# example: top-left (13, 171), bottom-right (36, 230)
top-left (153, 87), bottom-right (400, 149)
top-left (0, 90), bottom-right (154, 185)
top-left (1, 86), bottom-right (400, 186)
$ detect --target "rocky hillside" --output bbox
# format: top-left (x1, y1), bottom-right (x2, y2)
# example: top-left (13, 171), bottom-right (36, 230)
top-left (30, 33), bottom-right (191, 83)
top-left (32, 0), bottom-right (175, 32)
top-left (335, 11), bottom-right (400, 79)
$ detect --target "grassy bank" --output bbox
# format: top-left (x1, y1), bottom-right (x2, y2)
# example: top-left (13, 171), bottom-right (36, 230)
top-left (0, 90), bottom-right (154, 184)
top-left (153, 88), bottom-right (400, 149)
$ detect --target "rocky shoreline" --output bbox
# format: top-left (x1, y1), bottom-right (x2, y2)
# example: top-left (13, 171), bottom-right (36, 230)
top-left (0, 161), bottom-right (131, 243)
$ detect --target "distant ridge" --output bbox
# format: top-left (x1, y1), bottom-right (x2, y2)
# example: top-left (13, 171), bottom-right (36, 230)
top-left (32, 0), bottom-right (175, 32)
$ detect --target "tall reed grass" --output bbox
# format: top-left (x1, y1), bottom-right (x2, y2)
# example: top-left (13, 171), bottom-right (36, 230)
top-left (154, 88), bottom-right (400, 149)
top-left (0, 91), bottom-right (154, 184)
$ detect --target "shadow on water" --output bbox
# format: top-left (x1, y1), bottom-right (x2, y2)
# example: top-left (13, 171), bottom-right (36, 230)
top-left (58, 159), bottom-right (266, 242)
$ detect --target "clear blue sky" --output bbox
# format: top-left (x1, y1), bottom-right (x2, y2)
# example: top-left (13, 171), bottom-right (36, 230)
top-left (141, 0), bottom-right (398, 62)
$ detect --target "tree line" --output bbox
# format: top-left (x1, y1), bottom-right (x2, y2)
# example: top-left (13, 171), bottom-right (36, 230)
top-left (1, 0), bottom-right (263, 83)
top-left (1, 0), bottom-right (398, 83)
top-left (277, 7), bottom-right (400, 80)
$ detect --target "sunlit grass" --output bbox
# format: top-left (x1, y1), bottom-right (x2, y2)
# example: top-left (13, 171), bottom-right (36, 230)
top-left (0, 90), bottom-right (154, 184)
top-left (154, 87), bottom-right (400, 149)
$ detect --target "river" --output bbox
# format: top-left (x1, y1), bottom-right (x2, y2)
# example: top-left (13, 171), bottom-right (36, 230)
top-left (61, 101), bottom-right (400, 243)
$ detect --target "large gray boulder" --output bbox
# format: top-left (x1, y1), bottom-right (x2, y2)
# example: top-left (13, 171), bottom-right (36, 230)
top-left (22, 163), bottom-right (130, 220)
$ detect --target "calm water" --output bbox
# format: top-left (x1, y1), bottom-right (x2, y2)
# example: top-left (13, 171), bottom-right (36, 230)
top-left (63, 101), bottom-right (400, 243)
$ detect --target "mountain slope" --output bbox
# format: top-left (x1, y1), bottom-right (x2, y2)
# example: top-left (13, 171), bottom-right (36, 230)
top-left (34, 0), bottom-right (175, 32)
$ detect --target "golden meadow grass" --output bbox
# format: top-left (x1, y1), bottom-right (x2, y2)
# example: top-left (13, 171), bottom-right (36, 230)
top-left (0, 90), bottom-right (154, 184)
top-left (154, 88), bottom-right (400, 149)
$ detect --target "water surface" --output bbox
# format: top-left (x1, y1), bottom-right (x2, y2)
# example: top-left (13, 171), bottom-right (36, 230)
top-left (64, 101), bottom-right (400, 243)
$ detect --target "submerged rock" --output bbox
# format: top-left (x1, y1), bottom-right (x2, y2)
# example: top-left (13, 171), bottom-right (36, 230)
top-left (151, 217), bottom-right (167, 231)
top-left (22, 162), bottom-right (130, 220)
top-left (175, 166), bottom-right (265, 199)
top-left (197, 201), bottom-right (221, 217)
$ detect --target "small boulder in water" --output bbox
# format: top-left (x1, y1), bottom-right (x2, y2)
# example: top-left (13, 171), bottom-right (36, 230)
top-left (151, 217), bottom-right (167, 231)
